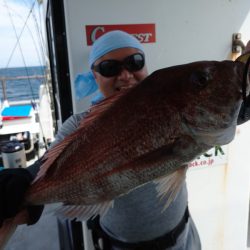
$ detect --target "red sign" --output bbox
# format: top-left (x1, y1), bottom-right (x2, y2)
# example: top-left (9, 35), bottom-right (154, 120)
top-left (85, 24), bottom-right (156, 46)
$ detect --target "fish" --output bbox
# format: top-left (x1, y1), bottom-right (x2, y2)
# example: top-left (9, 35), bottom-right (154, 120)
top-left (0, 54), bottom-right (249, 249)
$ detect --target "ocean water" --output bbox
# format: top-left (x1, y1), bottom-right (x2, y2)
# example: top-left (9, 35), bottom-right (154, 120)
top-left (0, 66), bottom-right (46, 102)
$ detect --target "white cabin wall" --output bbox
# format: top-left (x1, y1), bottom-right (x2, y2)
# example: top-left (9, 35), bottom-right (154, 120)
top-left (239, 9), bottom-right (250, 43)
top-left (62, 0), bottom-right (250, 113)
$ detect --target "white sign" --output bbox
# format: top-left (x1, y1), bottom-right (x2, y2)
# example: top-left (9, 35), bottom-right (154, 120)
top-left (188, 145), bottom-right (229, 169)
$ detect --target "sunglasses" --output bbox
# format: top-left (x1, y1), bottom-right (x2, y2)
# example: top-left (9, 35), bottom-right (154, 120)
top-left (91, 53), bottom-right (145, 77)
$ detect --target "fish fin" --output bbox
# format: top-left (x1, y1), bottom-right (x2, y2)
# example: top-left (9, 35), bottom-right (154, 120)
top-left (34, 88), bottom-right (133, 183)
top-left (154, 165), bottom-right (188, 211)
top-left (55, 201), bottom-right (114, 221)
top-left (33, 132), bottom-right (80, 182)
top-left (77, 87), bottom-right (132, 130)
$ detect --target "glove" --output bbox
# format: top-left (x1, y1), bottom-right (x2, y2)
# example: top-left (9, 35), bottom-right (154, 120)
top-left (0, 168), bottom-right (44, 226)
top-left (237, 102), bottom-right (250, 125)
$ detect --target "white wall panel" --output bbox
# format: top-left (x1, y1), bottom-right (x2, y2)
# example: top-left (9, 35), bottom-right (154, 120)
top-left (63, 0), bottom-right (250, 112)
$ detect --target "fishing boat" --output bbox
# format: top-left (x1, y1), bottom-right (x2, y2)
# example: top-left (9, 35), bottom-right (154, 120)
top-left (0, 74), bottom-right (54, 168)
top-left (2, 1), bottom-right (250, 250)
top-left (0, 0), bottom-right (55, 169)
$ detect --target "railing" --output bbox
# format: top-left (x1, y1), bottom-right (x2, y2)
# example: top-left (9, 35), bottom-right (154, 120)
top-left (0, 75), bottom-right (46, 101)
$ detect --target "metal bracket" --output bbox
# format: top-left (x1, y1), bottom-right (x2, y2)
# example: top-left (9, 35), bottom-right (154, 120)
top-left (232, 33), bottom-right (246, 53)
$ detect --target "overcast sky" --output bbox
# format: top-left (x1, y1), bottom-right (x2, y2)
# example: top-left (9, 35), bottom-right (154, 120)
top-left (0, 0), bottom-right (45, 68)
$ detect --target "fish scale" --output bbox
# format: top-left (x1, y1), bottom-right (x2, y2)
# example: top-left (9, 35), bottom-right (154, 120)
top-left (27, 60), bottom-right (245, 206)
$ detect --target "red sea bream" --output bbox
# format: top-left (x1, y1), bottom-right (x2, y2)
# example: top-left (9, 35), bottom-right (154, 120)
top-left (0, 56), bottom-right (249, 248)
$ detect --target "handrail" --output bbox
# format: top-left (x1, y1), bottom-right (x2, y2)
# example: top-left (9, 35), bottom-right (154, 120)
top-left (0, 75), bottom-right (46, 101)
top-left (0, 75), bottom-right (45, 81)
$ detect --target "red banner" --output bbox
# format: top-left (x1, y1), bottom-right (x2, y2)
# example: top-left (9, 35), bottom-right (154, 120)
top-left (85, 23), bottom-right (156, 46)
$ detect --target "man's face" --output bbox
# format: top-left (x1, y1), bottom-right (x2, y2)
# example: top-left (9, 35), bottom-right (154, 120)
top-left (92, 47), bottom-right (148, 98)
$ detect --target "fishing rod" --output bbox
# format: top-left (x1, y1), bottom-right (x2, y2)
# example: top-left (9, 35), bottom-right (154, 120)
top-left (2, 0), bottom-right (51, 150)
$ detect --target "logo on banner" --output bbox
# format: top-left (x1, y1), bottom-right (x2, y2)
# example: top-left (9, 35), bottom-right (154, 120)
top-left (188, 145), bottom-right (228, 169)
top-left (85, 24), bottom-right (156, 45)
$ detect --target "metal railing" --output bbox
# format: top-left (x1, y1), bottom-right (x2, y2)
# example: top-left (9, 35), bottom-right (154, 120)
top-left (0, 75), bottom-right (46, 101)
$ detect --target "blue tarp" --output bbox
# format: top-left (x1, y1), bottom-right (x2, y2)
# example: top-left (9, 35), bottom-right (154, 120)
top-left (1, 105), bottom-right (32, 117)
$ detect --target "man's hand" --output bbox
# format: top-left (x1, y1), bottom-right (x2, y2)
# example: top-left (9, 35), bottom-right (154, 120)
top-left (0, 168), bottom-right (43, 226)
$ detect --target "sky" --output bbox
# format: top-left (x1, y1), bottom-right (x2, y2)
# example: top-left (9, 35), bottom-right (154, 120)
top-left (0, 0), bottom-right (45, 68)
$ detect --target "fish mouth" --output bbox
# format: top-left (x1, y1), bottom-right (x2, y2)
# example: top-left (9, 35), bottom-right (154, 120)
top-left (191, 125), bottom-right (236, 146)
top-left (182, 116), bottom-right (237, 147)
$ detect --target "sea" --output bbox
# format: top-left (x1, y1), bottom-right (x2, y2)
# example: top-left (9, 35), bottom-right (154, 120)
top-left (0, 66), bottom-right (46, 102)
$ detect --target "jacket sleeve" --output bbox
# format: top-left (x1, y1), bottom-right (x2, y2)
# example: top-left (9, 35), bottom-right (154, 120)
top-left (27, 112), bottom-right (88, 177)
top-left (50, 112), bottom-right (88, 148)
top-left (237, 103), bottom-right (250, 125)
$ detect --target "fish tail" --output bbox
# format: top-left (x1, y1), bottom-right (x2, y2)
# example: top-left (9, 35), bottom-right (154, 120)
top-left (0, 210), bottom-right (29, 249)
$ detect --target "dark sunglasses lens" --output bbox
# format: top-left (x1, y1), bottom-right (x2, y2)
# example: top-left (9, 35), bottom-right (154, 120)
top-left (95, 53), bottom-right (145, 77)
top-left (99, 60), bottom-right (120, 77)
top-left (125, 53), bottom-right (145, 71)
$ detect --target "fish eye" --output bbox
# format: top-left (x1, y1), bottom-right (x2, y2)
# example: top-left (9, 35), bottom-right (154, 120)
top-left (190, 70), bottom-right (212, 87)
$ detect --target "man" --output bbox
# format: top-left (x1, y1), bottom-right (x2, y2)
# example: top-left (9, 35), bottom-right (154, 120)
top-left (0, 31), bottom-right (249, 250)
top-left (71, 30), bottom-right (200, 250)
